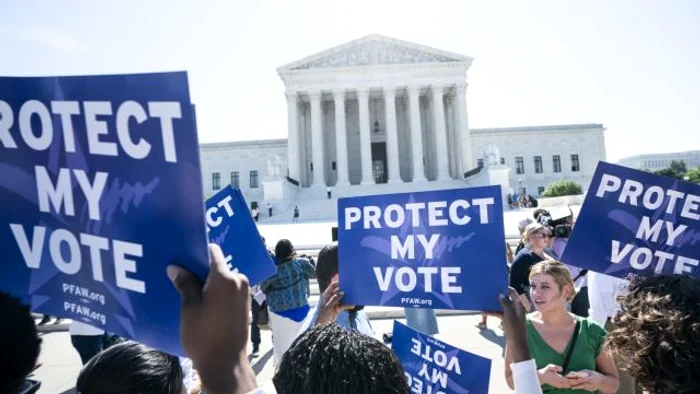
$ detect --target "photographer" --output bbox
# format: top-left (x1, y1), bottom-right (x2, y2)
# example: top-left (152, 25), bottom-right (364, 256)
top-left (536, 207), bottom-right (590, 317)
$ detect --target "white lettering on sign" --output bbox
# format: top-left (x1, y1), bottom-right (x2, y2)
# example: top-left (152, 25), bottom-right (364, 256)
top-left (0, 99), bottom-right (182, 163)
top-left (595, 173), bottom-right (700, 219)
top-left (343, 199), bottom-right (494, 230)
top-left (10, 224), bottom-right (147, 293)
top-left (373, 266), bottom-right (462, 294)
top-left (206, 194), bottom-right (235, 229)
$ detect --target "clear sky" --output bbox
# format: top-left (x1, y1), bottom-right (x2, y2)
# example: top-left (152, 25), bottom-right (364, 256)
top-left (2, 0), bottom-right (699, 162)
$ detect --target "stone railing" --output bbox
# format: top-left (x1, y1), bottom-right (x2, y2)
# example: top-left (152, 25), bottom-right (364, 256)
top-left (536, 194), bottom-right (585, 207)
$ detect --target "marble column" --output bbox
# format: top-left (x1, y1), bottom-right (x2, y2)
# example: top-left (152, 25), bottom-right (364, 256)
top-left (432, 85), bottom-right (450, 181)
top-left (357, 88), bottom-right (373, 185)
top-left (285, 91), bottom-right (300, 182)
top-left (455, 82), bottom-right (472, 172)
top-left (309, 90), bottom-right (326, 187)
top-left (384, 86), bottom-right (401, 183)
top-left (407, 85), bottom-right (427, 182)
top-left (333, 89), bottom-right (349, 186)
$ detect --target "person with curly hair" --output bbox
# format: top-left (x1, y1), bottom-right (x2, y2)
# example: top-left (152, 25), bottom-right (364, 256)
top-left (273, 323), bottom-right (410, 394)
top-left (606, 274), bottom-right (700, 394)
top-left (505, 261), bottom-right (619, 393)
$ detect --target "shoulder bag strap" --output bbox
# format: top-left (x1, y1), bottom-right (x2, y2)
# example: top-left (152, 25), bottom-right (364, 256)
top-left (561, 320), bottom-right (581, 373)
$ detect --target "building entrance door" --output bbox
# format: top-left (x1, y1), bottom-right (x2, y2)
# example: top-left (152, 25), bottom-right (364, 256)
top-left (371, 142), bottom-right (388, 184)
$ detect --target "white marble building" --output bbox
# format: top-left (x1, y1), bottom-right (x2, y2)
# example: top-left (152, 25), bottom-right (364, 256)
top-left (471, 124), bottom-right (606, 196)
top-left (618, 150), bottom-right (700, 172)
top-left (199, 34), bottom-right (607, 219)
top-left (278, 34), bottom-right (474, 188)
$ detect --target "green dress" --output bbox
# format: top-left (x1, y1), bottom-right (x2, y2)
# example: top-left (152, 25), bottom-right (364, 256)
top-left (526, 314), bottom-right (607, 394)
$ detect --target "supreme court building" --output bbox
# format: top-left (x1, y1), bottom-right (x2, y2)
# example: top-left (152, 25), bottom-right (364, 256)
top-left (200, 35), bottom-right (606, 221)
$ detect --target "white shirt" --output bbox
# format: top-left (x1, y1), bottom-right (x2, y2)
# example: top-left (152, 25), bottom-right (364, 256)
top-left (179, 357), bottom-right (194, 392)
top-left (587, 271), bottom-right (629, 326)
top-left (246, 360), bottom-right (542, 394)
top-left (512, 359), bottom-right (544, 394)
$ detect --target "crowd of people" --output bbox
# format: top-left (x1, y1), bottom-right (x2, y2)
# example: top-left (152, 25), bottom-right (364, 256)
top-left (2, 208), bottom-right (700, 394)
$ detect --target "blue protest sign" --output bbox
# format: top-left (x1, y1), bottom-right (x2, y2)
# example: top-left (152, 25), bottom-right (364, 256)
top-left (0, 72), bottom-right (208, 357)
top-left (206, 185), bottom-right (275, 285)
top-left (338, 186), bottom-right (507, 312)
top-left (562, 161), bottom-right (700, 279)
top-left (392, 321), bottom-right (491, 394)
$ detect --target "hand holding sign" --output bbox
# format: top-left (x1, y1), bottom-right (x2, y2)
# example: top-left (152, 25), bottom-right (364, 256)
top-left (316, 281), bottom-right (351, 325)
top-left (499, 287), bottom-right (530, 363)
top-left (168, 244), bottom-right (256, 394)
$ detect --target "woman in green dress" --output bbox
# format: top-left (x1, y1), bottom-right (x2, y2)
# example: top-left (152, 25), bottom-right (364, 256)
top-left (504, 261), bottom-right (619, 393)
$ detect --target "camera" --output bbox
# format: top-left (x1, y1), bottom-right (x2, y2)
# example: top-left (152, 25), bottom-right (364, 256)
top-left (536, 205), bottom-right (573, 239)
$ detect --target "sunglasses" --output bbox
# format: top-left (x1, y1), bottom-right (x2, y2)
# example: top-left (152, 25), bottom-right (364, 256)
top-left (532, 233), bottom-right (552, 239)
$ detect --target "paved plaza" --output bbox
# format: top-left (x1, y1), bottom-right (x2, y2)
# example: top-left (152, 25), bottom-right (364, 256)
top-left (31, 206), bottom-right (581, 393)
top-left (33, 314), bottom-right (513, 394)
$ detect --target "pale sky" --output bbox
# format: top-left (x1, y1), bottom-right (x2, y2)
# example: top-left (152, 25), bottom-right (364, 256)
top-left (2, 0), bottom-right (699, 162)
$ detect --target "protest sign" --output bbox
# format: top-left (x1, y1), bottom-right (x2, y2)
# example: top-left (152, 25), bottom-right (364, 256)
top-left (206, 185), bottom-right (275, 285)
top-left (338, 186), bottom-right (507, 311)
top-left (392, 321), bottom-right (491, 394)
top-left (0, 72), bottom-right (208, 356)
top-left (562, 161), bottom-right (700, 279)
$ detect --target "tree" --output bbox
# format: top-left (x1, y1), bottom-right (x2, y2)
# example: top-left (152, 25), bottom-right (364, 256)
top-left (654, 160), bottom-right (687, 179)
top-left (542, 180), bottom-right (583, 197)
top-left (686, 167), bottom-right (700, 184)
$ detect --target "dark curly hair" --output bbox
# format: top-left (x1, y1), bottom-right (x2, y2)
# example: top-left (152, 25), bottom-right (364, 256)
top-left (606, 274), bottom-right (700, 394)
top-left (273, 323), bottom-right (409, 394)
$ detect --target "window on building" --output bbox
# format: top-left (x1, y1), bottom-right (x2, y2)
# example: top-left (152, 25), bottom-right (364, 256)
top-left (519, 187), bottom-right (527, 195)
top-left (212, 172), bottom-right (221, 190)
top-left (477, 159), bottom-right (484, 168)
top-left (534, 156), bottom-right (543, 174)
top-left (538, 186), bottom-right (545, 195)
top-left (500, 157), bottom-right (505, 165)
top-left (553, 155), bottom-right (562, 173)
top-left (230, 171), bottom-right (239, 188)
top-left (332, 161), bottom-right (336, 170)
top-left (571, 154), bottom-right (580, 172)
top-left (310, 163), bottom-right (313, 172)
top-left (250, 170), bottom-right (259, 188)
top-left (515, 157), bottom-right (525, 174)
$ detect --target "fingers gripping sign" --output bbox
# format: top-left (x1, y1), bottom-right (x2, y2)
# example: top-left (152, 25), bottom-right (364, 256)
top-left (316, 281), bottom-right (354, 325)
top-left (167, 244), bottom-right (256, 394)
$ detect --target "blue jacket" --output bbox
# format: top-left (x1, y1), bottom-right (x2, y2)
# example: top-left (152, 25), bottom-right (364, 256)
top-left (260, 257), bottom-right (315, 313)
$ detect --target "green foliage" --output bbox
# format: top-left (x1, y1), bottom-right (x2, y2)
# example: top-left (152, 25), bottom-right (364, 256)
top-left (542, 180), bottom-right (583, 197)
top-left (654, 160), bottom-right (687, 179)
top-left (685, 167), bottom-right (700, 184)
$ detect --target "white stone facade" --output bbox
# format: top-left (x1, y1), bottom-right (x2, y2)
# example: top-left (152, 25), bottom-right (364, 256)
top-left (199, 35), bottom-right (608, 215)
top-left (199, 139), bottom-right (287, 202)
top-left (470, 124), bottom-right (607, 196)
top-left (618, 150), bottom-right (700, 171)
top-left (278, 34), bottom-right (474, 188)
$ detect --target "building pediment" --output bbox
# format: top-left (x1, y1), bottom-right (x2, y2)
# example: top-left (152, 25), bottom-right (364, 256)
top-left (278, 34), bottom-right (472, 73)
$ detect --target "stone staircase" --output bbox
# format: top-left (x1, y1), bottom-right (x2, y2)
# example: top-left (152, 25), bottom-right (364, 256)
top-left (259, 179), bottom-right (476, 224)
